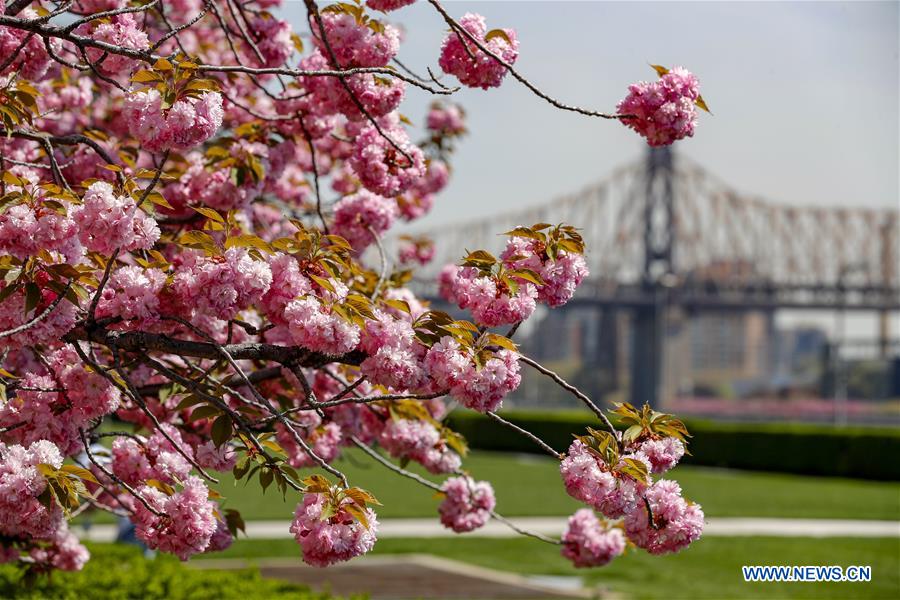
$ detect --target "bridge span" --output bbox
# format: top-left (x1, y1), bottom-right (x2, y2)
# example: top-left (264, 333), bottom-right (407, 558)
top-left (408, 147), bottom-right (899, 406)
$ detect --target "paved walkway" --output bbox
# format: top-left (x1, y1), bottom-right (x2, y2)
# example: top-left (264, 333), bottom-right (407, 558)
top-left (77, 516), bottom-right (900, 542)
top-left (191, 555), bottom-right (594, 600)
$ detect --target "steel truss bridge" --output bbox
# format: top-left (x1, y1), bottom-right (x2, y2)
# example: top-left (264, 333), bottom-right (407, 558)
top-left (411, 147), bottom-right (899, 405)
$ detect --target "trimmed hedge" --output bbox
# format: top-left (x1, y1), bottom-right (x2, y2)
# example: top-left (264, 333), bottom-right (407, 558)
top-left (0, 544), bottom-right (340, 600)
top-left (446, 410), bottom-right (900, 481)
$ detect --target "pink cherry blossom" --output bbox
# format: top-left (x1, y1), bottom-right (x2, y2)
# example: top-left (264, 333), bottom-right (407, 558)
top-left (290, 492), bottom-right (378, 567)
top-left (349, 125), bottom-right (425, 197)
top-left (427, 103), bottom-right (466, 135)
top-left (205, 517), bottom-right (234, 553)
top-left (29, 525), bottom-right (90, 571)
top-left (0, 201), bottom-right (83, 263)
top-left (638, 437), bottom-right (685, 474)
top-left (72, 182), bottom-right (160, 254)
top-left (560, 440), bottom-right (648, 519)
top-left (332, 190), bottom-right (398, 251)
top-left (171, 248), bottom-right (272, 321)
top-left (277, 421), bottom-right (343, 468)
top-left (133, 476), bottom-right (218, 560)
top-left (312, 12), bottom-right (400, 68)
top-left (249, 14), bottom-right (294, 68)
top-left (501, 237), bottom-right (589, 307)
top-left (0, 9), bottom-right (60, 81)
top-left (561, 509), bottom-right (625, 568)
top-left (398, 239), bottom-right (435, 266)
top-left (0, 348), bottom-right (120, 455)
top-left (259, 254), bottom-right (314, 322)
top-left (95, 266), bottom-right (166, 327)
top-left (0, 283), bottom-right (77, 350)
top-left (624, 479), bottom-right (704, 554)
top-left (284, 296), bottom-right (360, 356)
top-left (438, 476), bottom-right (495, 532)
top-left (0, 440), bottom-right (66, 541)
top-left (618, 67), bottom-right (701, 147)
top-left (123, 89), bottom-right (224, 153)
top-left (195, 441), bottom-right (237, 472)
top-left (378, 418), bottom-right (461, 474)
top-left (438, 13), bottom-right (518, 89)
top-left (300, 50), bottom-right (405, 120)
top-left (82, 14), bottom-right (149, 76)
top-left (366, 0), bottom-right (416, 12)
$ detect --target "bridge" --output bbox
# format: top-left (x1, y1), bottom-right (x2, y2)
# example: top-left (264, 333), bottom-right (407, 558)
top-left (409, 147), bottom-right (900, 406)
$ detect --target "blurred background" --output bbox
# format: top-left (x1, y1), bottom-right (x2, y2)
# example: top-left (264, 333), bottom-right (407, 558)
top-left (362, 0), bottom-right (900, 426)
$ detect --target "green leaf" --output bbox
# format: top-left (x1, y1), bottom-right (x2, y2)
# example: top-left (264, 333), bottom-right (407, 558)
top-left (233, 456), bottom-right (251, 480)
top-left (695, 95), bottom-right (711, 114)
top-left (484, 29), bottom-right (512, 45)
top-left (259, 467), bottom-right (274, 492)
top-left (211, 414), bottom-right (232, 447)
top-left (508, 268), bottom-right (545, 286)
top-left (344, 502), bottom-right (370, 529)
top-left (23, 282), bottom-right (40, 315)
top-left (192, 206), bottom-right (225, 223)
top-left (131, 70), bottom-right (162, 84)
top-left (345, 487), bottom-right (381, 507)
top-left (153, 58), bottom-right (174, 72)
top-left (145, 191), bottom-right (173, 210)
top-left (225, 234), bottom-right (274, 254)
top-left (623, 424), bottom-right (643, 443)
top-left (188, 404), bottom-right (221, 422)
top-left (60, 465), bottom-right (99, 485)
top-left (485, 333), bottom-right (517, 352)
top-left (146, 479), bottom-right (175, 496)
top-left (174, 394), bottom-right (205, 411)
top-left (179, 230), bottom-right (219, 253)
top-left (650, 64), bottom-right (670, 77)
top-left (261, 439), bottom-right (284, 454)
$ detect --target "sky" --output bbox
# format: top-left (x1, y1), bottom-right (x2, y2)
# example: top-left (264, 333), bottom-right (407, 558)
top-left (281, 1), bottom-right (900, 340)
top-left (282, 0), bottom-right (900, 227)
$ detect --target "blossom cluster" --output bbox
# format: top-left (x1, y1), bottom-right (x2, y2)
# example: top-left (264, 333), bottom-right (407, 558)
top-left (438, 476), bottom-right (496, 532)
top-left (561, 509), bottom-right (625, 568)
top-left (559, 431), bottom-right (703, 566)
top-left (123, 90), bottom-right (224, 153)
top-left (0, 440), bottom-right (91, 570)
top-left (440, 226), bottom-right (589, 327)
top-left (0, 347), bottom-right (121, 455)
top-left (132, 476), bottom-right (219, 560)
top-left (378, 418), bottom-right (461, 474)
top-left (290, 492), bottom-right (378, 567)
top-left (617, 66), bottom-right (702, 147)
top-left (438, 13), bottom-right (519, 89)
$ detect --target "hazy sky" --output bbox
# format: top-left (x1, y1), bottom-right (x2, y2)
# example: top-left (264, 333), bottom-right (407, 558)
top-left (284, 1), bottom-right (900, 229)
top-left (281, 1), bottom-right (899, 339)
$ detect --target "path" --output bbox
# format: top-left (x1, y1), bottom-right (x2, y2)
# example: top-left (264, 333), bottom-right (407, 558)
top-left (191, 555), bottom-right (595, 600)
top-left (77, 516), bottom-right (900, 542)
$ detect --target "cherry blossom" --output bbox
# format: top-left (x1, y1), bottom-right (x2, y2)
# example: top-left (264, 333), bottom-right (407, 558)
top-left (438, 476), bottom-right (496, 532)
top-left (561, 509), bottom-right (625, 568)
top-left (290, 492), bottom-right (378, 567)
top-left (439, 13), bottom-right (519, 89)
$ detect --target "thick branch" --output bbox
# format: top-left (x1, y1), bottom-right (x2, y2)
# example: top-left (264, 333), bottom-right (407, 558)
top-left (64, 324), bottom-right (364, 367)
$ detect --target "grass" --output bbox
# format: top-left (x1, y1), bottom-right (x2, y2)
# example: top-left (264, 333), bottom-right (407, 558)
top-left (210, 536), bottom-right (900, 599)
top-left (203, 450), bottom-right (900, 521)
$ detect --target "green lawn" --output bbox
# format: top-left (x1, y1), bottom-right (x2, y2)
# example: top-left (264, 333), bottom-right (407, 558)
top-left (211, 536), bottom-right (900, 599)
top-left (206, 450), bottom-right (900, 521)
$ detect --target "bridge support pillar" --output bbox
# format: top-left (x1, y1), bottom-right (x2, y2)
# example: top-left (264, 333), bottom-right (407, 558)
top-left (630, 302), bottom-right (662, 409)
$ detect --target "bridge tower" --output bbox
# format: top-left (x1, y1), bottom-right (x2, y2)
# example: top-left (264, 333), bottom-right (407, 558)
top-left (630, 146), bottom-right (676, 408)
